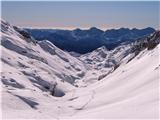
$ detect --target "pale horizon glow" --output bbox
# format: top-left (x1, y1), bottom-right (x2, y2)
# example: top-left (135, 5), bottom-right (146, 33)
top-left (23, 26), bottom-right (155, 31)
top-left (2, 1), bottom-right (159, 30)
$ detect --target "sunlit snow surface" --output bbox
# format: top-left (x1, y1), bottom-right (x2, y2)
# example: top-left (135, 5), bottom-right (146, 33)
top-left (1, 20), bottom-right (159, 119)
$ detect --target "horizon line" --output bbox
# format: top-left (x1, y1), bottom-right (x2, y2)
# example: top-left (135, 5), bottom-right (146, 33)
top-left (22, 26), bottom-right (156, 31)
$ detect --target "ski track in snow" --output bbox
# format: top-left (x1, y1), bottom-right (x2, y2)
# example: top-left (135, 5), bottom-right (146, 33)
top-left (69, 90), bottom-right (96, 117)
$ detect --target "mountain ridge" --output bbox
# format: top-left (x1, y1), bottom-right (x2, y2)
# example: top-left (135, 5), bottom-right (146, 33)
top-left (26, 27), bottom-right (155, 53)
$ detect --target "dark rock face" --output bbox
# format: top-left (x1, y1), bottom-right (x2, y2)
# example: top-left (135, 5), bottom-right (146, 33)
top-left (132, 31), bottom-right (160, 55)
top-left (26, 27), bottom-right (155, 54)
top-left (13, 26), bottom-right (32, 39)
top-left (12, 26), bottom-right (37, 45)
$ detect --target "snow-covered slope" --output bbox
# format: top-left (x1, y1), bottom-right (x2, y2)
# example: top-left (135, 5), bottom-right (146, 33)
top-left (80, 44), bottom-right (135, 70)
top-left (69, 44), bottom-right (159, 119)
top-left (77, 43), bottom-right (136, 86)
top-left (1, 19), bottom-right (86, 98)
top-left (1, 20), bottom-right (159, 119)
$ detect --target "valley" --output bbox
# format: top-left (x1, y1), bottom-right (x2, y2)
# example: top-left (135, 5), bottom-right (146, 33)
top-left (1, 19), bottom-right (160, 119)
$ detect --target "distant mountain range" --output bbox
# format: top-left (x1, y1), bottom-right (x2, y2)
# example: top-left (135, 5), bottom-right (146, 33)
top-left (25, 27), bottom-right (155, 54)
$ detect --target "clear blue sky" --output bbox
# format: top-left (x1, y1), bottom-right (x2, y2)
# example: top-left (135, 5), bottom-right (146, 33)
top-left (2, 1), bottom-right (159, 30)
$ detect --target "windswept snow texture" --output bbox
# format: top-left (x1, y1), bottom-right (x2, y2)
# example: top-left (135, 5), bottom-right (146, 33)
top-left (1, 20), bottom-right (159, 119)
